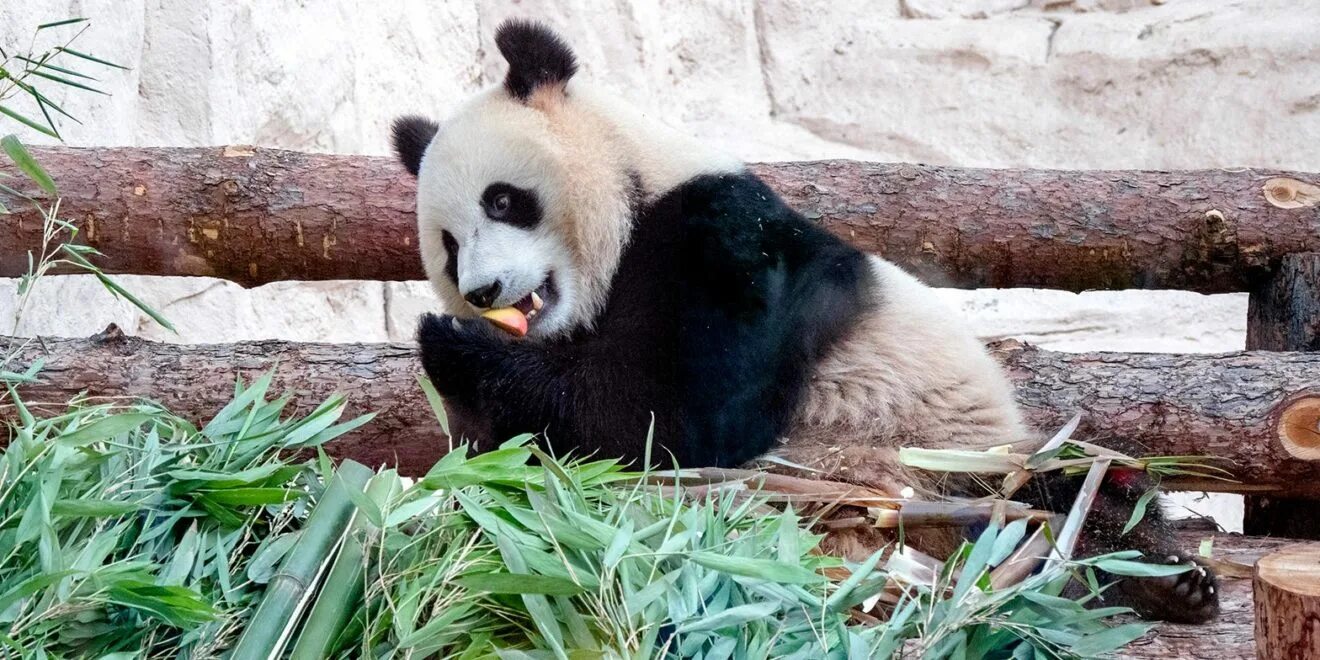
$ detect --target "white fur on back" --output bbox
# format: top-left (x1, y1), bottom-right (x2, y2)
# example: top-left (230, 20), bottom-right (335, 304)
top-left (779, 256), bottom-right (1027, 488)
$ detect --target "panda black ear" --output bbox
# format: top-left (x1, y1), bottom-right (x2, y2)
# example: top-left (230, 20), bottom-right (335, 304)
top-left (391, 115), bottom-right (439, 177)
top-left (495, 19), bottom-right (578, 102)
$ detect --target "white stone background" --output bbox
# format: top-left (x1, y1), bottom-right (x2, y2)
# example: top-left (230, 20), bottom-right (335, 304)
top-left (6, 0), bottom-right (1320, 531)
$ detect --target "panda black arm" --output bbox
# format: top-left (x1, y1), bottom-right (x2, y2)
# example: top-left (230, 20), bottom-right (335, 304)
top-left (669, 172), bottom-right (872, 467)
top-left (417, 313), bottom-right (677, 463)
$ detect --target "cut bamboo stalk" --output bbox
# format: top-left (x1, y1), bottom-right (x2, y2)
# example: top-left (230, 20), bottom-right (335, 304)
top-left (1046, 459), bottom-right (1111, 570)
top-left (288, 470), bottom-right (401, 660)
top-left (988, 516), bottom-right (1066, 590)
top-left (229, 460), bottom-right (373, 660)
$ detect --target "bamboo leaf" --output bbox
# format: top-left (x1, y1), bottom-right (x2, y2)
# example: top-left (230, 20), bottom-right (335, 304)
top-left (0, 105), bottom-right (60, 139)
top-left (57, 413), bottom-right (154, 447)
top-left (1122, 486), bottom-right (1160, 536)
top-left (1, 134), bottom-right (57, 195)
top-left (50, 498), bottom-right (139, 517)
top-left (688, 552), bottom-right (824, 584)
top-left (675, 602), bottom-right (781, 633)
top-left (37, 18), bottom-right (89, 30)
top-left (455, 573), bottom-right (587, 596)
top-left (56, 46), bottom-right (129, 69)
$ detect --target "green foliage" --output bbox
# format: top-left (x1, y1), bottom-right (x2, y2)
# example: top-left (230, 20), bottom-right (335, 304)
top-left (0, 377), bottom-right (371, 657)
top-left (0, 375), bottom-right (1161, 659)
top-left (0, 18), bottom-right (125, 140)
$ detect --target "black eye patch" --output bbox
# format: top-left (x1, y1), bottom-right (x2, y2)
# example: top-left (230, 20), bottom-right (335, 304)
top-left (441, 230), bottom-right (460, 286)
top-left (481, 183), bottom-right (542, 229)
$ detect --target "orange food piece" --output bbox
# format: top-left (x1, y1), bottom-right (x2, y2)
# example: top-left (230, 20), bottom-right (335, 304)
top-left (481, 307), bottom-right (528, 337)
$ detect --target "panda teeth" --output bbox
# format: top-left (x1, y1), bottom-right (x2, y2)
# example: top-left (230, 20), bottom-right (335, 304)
top-left (531, 291), bottom-right (544, 311)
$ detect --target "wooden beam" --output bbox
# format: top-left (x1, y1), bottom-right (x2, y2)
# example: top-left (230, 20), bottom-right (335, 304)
top-left (1244, 253), bottom-right (1320, 535)
top-left (3, 330), bottom-right (1320, 494)
top-left (2, 146), bottom-right (1318, 292)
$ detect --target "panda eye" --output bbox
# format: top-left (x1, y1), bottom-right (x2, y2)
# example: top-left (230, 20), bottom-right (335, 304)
top-left (491, 193), bottom-right (512, 216)
top-left (481, 183), bottom-right (541, 228)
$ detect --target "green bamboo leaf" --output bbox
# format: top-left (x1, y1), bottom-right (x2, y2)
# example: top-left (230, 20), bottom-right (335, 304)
top-left (194, 487), bottom-right (298, 506)
top-left (59, 249), bottom-right (176, 332)
top-left (50, 498), bottom-right (139, 517)
top-left (0, 571), bottom-right (78, 615)
top-left (1122, 486), bottom-right (1160, 536)
top-left (161, 524), bottom-right (200, 585)
top-left (415, 373), bottom-right (450, 436)
top-left (1069, 622), bottom-right (1153, 656)
top-left (955, 522), bottom-right (1000, 601)
top-left (57, 413), bottom-right (153, 447)
top-left (342, 478), bottom-right (384, 528)
top-left (688, 552), bottom-right (824, 584)
top-left (384, 492), bottom-right (445, 527)
top-left (247, 533), bottom-right (300, 584)
top-left (15, 55), bottom-right (96, 80)
top-left (1, 134), bottom-right (57, 194)
top-left (55, 46), bottom-right (129, 69)
top-left (493, 532), bottom-right (567, 659)
top-left (455, 573), bottom-right (587, 596)
top-left (675, 602), bottom-right (781, 634)
top-left (37, 18), bottom-right (89, 30)
top-left (988, 518), bottom-right (1030, 568)
top-left (105, 581), bottom-right (214, 627)
top-left (0, 105), bottom-right (60, 139)
top-left (1092, 558), bottom-right (1194, 578)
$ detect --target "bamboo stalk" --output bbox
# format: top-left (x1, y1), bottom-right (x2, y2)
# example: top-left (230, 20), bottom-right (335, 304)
top-left (1046, 459), bottom-right (1111, 570)
top-left (988, 516), bottom-right (1065, 590)
top-left (870, 502), bottom-right (1056, 529)
top-left (1001, 413), bottom-right (1082, 499)
top-left (229, 460), bottom-right (374, 660)
top-left (288, 469), bottom-right (400, 660)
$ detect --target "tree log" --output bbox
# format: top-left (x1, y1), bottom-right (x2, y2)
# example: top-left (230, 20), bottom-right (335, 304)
top-left (2, 146), bottom-right (1318, 292)
top-left (2, 331), bottom-right (1319, 494)
top-left (1253, 544), bottom-right (1320, 659)
top-left (1247, 253), bottom-right (1320, 352)
top-left (1244, 254), bottom-right (1320, 536)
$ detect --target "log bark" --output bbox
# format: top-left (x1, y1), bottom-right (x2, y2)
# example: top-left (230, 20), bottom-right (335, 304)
top-left (1247, 253), bottom-right (1320, 352)
top-left (3, 331), bottom-right (1320, 494)
top-left (1243, 254), bottom-right (1320, 536)
top-left (1253, 544), bottom-right (1320, 659)
top-left (2, 146), bottom-right (1318, 292)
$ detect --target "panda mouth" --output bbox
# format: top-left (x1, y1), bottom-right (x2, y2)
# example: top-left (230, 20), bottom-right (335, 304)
top-left (510, 276), bottom-right (556, 325)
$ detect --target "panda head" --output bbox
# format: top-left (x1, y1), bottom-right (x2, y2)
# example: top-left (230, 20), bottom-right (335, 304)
top-left (392, 20), bottom-right (635, 339)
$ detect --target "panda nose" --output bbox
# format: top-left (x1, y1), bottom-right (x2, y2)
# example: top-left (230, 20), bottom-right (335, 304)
top-left (463, 281), bottom-right (502, 309)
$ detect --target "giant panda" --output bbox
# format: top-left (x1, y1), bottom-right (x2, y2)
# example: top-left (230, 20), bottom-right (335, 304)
top-left (391, 19), bottom-right (1218, 624)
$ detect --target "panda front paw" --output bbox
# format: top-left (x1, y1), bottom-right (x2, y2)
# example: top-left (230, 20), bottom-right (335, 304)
top-left (1119, 553), bottom-right (1220, 624)
top-left (416, 312), bottom-right (508, 397)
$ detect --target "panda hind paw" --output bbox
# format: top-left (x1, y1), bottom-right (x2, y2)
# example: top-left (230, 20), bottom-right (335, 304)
top-left (1120, 553), bottom-right (1220, 624)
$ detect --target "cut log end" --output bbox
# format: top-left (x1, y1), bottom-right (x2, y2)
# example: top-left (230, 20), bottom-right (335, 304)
top-left (1254, 544), bottom-right (1320, 659)
top-left (1276, 396), bottom-right (1320, 460)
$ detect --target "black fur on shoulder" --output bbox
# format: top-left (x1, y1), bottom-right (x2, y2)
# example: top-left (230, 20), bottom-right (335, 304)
top-left (391, 115), bottom-right (439, 177)
top-left (495, 19), bottom-right (578, 101)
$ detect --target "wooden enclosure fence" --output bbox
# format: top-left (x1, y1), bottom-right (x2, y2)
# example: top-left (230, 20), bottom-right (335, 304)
top-left (4, 145), bottom-right (1320, 657)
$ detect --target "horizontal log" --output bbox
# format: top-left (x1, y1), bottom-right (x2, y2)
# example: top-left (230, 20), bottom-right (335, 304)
top-left (2, 330), bottom-right (1319, 495)
top-left (2, 146), bottom-right (1318, 292)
